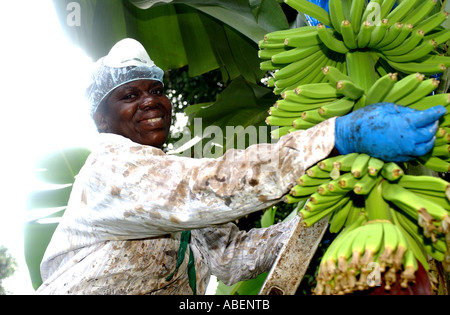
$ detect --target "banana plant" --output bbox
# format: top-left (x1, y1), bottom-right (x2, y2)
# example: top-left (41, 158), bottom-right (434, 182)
top-left (53, 0), bottom-right (288, 81)
top-left (24, 147), bottom-right (90, 290)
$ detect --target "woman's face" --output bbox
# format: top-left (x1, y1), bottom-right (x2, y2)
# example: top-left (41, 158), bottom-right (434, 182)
top-left (97, 79), bottom-right (172, 148)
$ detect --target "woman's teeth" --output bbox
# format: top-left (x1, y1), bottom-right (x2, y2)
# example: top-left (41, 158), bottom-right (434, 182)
top-left (147, 117), bottom-right (162, 123)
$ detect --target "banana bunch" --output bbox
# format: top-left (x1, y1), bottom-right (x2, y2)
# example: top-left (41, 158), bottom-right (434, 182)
top-left (266, 66), bottom-right (364, 137)
top-left (287, 152), bottom-right (450, 293)
top-left (290, 153), bottom-right (403, 228)
top-left (314, 219), bottom-right (422, 295)
top-left (260, 0), bottom-right (450, 96)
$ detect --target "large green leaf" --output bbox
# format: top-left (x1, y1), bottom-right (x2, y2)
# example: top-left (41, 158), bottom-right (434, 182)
top-left (51, 0), bottom-right (288, 81)
top-left (184, 76), bottom-right (277, 157)
top-left (24, 147), bottom-right (90, 290)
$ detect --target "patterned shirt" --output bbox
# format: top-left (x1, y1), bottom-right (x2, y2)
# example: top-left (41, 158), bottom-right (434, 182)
top-left (37, 118), bottom-right (336, 295)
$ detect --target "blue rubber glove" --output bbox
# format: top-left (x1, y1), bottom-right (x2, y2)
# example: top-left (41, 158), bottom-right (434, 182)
top-left (335, 103), bottom-right (446, 162)
top-left (305, 0), bottom-right (330, 26)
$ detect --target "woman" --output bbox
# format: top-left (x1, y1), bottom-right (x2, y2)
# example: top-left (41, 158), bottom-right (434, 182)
top-left (37, 38), bottom-right (444, 295)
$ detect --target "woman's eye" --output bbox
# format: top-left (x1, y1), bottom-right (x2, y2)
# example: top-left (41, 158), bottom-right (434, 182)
top-left (151, 88), bottom-right (163, 95)
top-left (122, 94), bottom-right (136, 100)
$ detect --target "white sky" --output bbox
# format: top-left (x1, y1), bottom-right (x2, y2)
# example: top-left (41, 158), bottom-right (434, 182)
top-left (0, 1), bottom-right (97, 294)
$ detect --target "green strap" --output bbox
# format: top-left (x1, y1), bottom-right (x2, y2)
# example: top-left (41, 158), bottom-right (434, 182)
top-left (165, 230), bottom-right (197, 295)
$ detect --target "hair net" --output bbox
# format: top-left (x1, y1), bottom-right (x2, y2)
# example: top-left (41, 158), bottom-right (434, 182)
top-left (86, 38), bottom-right (164, 117)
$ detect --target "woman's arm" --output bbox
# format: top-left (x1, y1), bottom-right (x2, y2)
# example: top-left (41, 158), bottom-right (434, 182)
top-left (71, 118), bottom-right (336, 240)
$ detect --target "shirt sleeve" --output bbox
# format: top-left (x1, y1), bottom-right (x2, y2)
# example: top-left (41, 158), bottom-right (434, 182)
top-left (67, 118), bottom-right (337, 242)
top-left (191, 216), bottom-right (301, 286)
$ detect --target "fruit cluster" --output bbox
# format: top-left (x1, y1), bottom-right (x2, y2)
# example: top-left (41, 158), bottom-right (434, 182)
top-left (260, 0), bottom-right (450, 294)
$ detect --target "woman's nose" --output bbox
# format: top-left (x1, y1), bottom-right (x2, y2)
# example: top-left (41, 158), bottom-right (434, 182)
top-left (138, 95), bottom-right (157, 110)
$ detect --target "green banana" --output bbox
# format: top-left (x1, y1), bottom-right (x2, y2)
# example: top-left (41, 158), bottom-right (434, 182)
top-left (270, 126), bottom-right (291, 139)
top-left (301, 109), bottom-right (327, 123)
top-left (284, 30), bottom-right (322, 47)
top-left (295, 82), bottom-right (341, 99)
top-left (384, 58), bottom-right (447, 75)
top-left (414, 10), bottom-right (449, 34)
top-left (351, 153), bottom-right (371, 178)
top-left (382, 72), bottom-right (424, 103)
top-left (308, 191), bottom-right (345, 206)
top-left (322, 65), bottom-right (353, 85)
top-left (368, 19), bottom-right (389, 48)
top-left (271, 45), bottom-right (323, 64)
top-left (274, 99), bottom-right (330, 112)
top-left (394, 208), bottom-right (445, 262)
top-left (329, 198), bottom-right (354, 233)
top-left (380, 162), bottom-right (404, 181)
top-left (301, 195), bottom-right (351, 227)
top-left (408, 189), bottom-right (450, 211)
top-left (365, 72), bottom-right (397, 105)
top-left (258, 40), bottom-right (286, 50)
top-left (428, 29), bottom-right (450, 46)
top-left (381, 182), bottom-right (449, 231)
top-left (341, 20), bottom-right (357, 50)
top-left (345, 205), bottom-right (366, 227)
top-left (395, 78), bottom-right (440, 106)
top-left (338, 172), bottom-right (360, 190)
top-left (307, 164), bottom-right (332, 178)
top-left (284, 0), bottom-right (332, 27)
top-left (380, 23), bottom-right (414, 51)
top-left (418, 154), bottom-right (450, 173)
top-left (281, 90), bottom-right (338, 104)
top-left (283, 194), bottom-right (307, 204)
top-left (292, 117), bottom-right (319, 130)
top-left (431, 144), bottom-right (450, 158)
top-left (400, 248), bottom-right (419, 288)
top-left (273, 49), bottom-right (324, 80)
top-left (380, 0), bottom-right (397, 21)
top-left (379, 222), bottom-right (399, 272)
top-left (375, 22), bottom-right (404, 49)
top-left (385, 39), bottom-right (437, 63)
top-left (318, 97), bottom-right (355, 117)
top-left (385, 0), bottom-right (419, 28)
top-left (317, 23), bottom-right (349, 54)
top-left (365, 177), bottom-right (391, 221)
top-left (335, 153), bottom-right (361, 172)
top-left (350, 0), bottom-right (365, 34)
top-left (290, 184), bottom-right (320, 197)
top-left (263, 25), bottom-right (317, 42)
top-left (408, 93), bottom-right (450, 111)
top-left (382, 29), bottom-right (425, 57)
top-left (265, 115), bottom-right (297, 127)
top-left (360, 221), bottom-right (384, 267)
top-left (367, 157), bottom-right (385, 176)
top-left (401, 0), bottom-right (437, 26)
top-left (268, 107), bottom-right (302, 118)
top-left (329, 0), bottom-right (346, 33)
top-left (398, 174), bottom-right (450, 192)
top-left (297, 174), bottom-right (330, 186)
top-left (335, 80), bottom-right (365, 100)
top-left (353, 173), bottom-right (378, 195)
top-left (274, 53), bottom-right (328, 89)
top-left (357, 20), bottom-right (374, 49)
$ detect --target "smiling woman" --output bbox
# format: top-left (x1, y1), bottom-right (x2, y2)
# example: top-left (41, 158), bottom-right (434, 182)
top-left (94, 80), bottom-right (173, 148)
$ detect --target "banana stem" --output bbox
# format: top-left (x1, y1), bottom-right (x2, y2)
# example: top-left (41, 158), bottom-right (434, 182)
top-left (345, 50), bottom-right (379, 94)
top-left (365, 177), bottom-right (391, 221)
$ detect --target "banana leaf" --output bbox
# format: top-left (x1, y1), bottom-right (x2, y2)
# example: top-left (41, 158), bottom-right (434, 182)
top-left (183, 76), bottom-right (277, 158)
top-left (24, 147), bottom-right (90, 290)
top-left (52, 0), bottom-right (288, 80)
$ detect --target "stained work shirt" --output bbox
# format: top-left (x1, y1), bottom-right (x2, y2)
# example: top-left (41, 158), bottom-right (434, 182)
top-left (37, 118), bottom-right (336, 295)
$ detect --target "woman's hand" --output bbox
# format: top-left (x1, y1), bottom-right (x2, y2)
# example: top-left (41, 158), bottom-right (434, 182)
top-left (334, 103), bottom-right (446, 162)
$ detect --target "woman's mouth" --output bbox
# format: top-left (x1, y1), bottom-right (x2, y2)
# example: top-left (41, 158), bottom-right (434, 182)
top-left (146, 117), bottom-right (162, 123)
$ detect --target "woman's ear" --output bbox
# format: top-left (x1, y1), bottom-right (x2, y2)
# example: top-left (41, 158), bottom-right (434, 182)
top-left (93, 110), bottom-right (108, 133)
